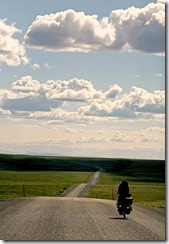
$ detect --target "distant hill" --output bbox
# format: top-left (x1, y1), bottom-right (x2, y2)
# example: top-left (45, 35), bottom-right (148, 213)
top-left (0, 154), bottom-right (165, 183)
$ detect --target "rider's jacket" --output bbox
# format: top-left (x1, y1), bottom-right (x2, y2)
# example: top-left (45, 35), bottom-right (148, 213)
top-left (118, 180), bottom-right (129, 198)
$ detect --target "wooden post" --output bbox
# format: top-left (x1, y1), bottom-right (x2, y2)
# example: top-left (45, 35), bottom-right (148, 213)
top-left (112, 189), bottom-right (114, 200)
top-left (22, 182), bottom-right (25, 197)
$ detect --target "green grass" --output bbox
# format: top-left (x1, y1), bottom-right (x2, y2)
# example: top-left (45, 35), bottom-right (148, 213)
top-left (0, 171), bottom-right (91, 200)
top-left (0, 154), bottom-right (165, 208)
top-left (88, 173), bottom-right (165, 208)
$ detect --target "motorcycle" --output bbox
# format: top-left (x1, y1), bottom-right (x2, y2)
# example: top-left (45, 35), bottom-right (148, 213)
top-left (117, 194), bottom-right (133, 219)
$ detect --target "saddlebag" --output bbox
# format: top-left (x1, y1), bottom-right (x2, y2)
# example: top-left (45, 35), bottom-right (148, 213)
top-left (125, 197), bottom-right (133, 205)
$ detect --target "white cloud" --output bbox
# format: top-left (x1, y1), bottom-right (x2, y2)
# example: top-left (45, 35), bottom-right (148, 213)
top-left (0, 76), bottom-right (165, 123)
top-left (0, 19), bottom-right (29, 66)
top-left (11, 76), bottom-right (41, 92)
top-left (43, 77), bottom-right (103, 101)
top-left (0, 121), bottom-right (164, 159)
top-left (104, 84), bottom-right (122, 99)
top-left (124, 87), bottom-right (165, 114)
top-left (78, 86), bottom-right (165, 119)
top-left (0, 76), bottom-right (62, 111)
top-left (109, 0), bottom-right (165, 54)
top-left (0, 137), bottom-right (164, 159)
top-left (24, 1), bottom-right (165, 55)
top-left (146, 126), bottom-right (165, 133)
top-left (24, 9), bottom-right (116, 52)
top-left (111, 131), bottom-right (136, 142)
top-left (32, 63), bottom-right (40, 70)
top-left (29, 108), bottom-right (94, 124)
top-left (76, 136), bottom-right (107, 144)
top-left (156, 73), bottom-right (163, 77)
top-left (0, 108), bottom-right (11, 116)
top-left (111, 131), bottom-right (160, 143)
top-left (1, 76), bottom-right (103, 113)
top-left (44, 62), bottom-right (52, 69)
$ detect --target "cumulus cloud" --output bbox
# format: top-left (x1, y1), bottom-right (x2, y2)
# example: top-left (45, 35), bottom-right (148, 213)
top-left (0, 76), bottom-right (165, 123)
top-left (24, 9), bottom-right (115, 52)
top-left (0, 76), bottom-right (103, 113)
top-left (43, 78), bottom-right (103, 101)
top-left (124, 87), bottom-right (165, 114)
top-left (0, 76), bottom-right (62, 111)
top-left (111, 132), bottom-right (136, 142)
top-left (78, 99), bottom-right (137, 118)
top-left (111, 131), bottom-right (159, 143)
top-left (109, 0), bottom-right (165, 54)
top-left (24, 0), bottom-right (165, 55)
top-left (11, 76), bottom-right (41, 92)
top-left (78, 86), bottom-right (165, 119)
top-left (0, 19), bottom-right (29, 66)
top-left (32, 63), bottom-right (40, 70)
top-left (105, 84), bottom-right (122, 99)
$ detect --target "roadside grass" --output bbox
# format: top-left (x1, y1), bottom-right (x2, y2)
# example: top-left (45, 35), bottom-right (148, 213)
top-left (0, 171), bottom-right (91, 200)
top-left (88, 173), bottom-right (165, 208)
top-left (0, 154), bottom-right (165, 208)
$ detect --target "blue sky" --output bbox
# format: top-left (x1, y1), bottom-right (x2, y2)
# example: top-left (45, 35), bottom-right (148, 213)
top-left (0, 0), bottom-right (165, 159)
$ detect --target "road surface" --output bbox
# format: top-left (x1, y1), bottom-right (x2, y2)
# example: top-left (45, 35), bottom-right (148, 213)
top-left (0, 197), bottom-right (165, 241)
top-left (63, 171), bottom-right (101, 197)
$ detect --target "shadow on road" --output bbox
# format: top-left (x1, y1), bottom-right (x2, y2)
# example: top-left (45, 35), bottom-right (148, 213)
top-left (109, 217), bottom-right (127, 220)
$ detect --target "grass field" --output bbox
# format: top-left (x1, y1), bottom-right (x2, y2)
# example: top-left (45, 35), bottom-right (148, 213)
top-left (0, 154), bottom-right (165, 207)
top-left (88, 173), bottom-right (165, 208)
top-left (0, 170), bottom-right (91, 200)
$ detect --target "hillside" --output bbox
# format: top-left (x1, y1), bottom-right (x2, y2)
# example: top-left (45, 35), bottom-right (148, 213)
top-left (0, 154), bottom-right (165, 183)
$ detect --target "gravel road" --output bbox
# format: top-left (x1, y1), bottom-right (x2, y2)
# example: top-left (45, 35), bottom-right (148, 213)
top-left (63, 171), bottom-right (101, 197)
top-left (0, 197), bottom-right (165, 241)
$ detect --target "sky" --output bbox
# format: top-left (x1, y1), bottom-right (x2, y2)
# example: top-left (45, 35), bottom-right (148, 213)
top-left (0, 0), bottom-right (165, 159)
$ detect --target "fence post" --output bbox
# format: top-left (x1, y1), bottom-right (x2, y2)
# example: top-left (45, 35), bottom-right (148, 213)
top-left (112, 188), bottom-right (114, 200)
top-left (22, 182), bottom-right (25, 197)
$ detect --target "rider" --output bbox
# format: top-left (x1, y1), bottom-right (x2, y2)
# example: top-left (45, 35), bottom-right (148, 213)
top-left (117, 180), bottom-right (130, 204)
